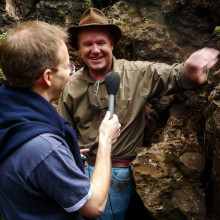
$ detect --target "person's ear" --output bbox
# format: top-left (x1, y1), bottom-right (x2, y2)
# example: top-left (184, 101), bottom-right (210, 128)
top-left (42, 69), bottom-right (53, 87)
top-left (78, 44), bottom-right (82, 56)
top-left (111, 39), bottom-right (114, 50)
top-left (77, 43), bottom-right (80, 50)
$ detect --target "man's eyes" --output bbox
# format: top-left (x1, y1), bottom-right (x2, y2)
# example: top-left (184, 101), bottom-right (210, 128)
top-left (83, 43), bottom-right (92, 46)
top-left (83, 42), bottom-right (106, 46)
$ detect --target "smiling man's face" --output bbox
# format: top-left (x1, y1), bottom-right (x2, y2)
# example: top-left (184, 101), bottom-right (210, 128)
top-left (77, 27), bottom-right (114, 80)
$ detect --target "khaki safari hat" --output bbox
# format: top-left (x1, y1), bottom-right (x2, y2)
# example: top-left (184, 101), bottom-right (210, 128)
top-left (68, 7), bottom-right (122, 49)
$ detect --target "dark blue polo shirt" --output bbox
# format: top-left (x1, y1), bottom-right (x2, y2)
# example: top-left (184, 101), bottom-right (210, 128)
top-left (0, 133), bottom-right (92, 220)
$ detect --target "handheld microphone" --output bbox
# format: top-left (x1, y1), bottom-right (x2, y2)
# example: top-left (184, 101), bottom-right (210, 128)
top-left (105, 71), bottom-right (120, 119)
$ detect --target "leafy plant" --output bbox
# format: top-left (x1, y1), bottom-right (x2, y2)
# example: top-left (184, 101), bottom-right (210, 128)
top-left (215, 26), bottom-right (220, 31)
top-left (0, 68), bottom-right (5, 80)
top-left (0, 68), bottom-right (5, 85)
top-left (0, 32), bottom-right (6, 44)
top-left (0, 33), bottom-right (7, 83)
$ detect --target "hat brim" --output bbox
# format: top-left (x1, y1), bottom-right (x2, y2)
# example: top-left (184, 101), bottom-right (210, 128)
top-left (68, 24), bottom-right (122, 50)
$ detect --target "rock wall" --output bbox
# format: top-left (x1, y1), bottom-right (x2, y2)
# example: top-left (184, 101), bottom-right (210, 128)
top-left (0, 0), bottom-right (220, 219)
top-left (206, 68), bottom-right (220, 219)
top-left (131, 92), bottom-right (208, 219)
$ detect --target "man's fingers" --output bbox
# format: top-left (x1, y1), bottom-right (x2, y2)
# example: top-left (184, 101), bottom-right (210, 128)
top-left (207, 58), bottom-right (219, 69)
top-left (198, 73), bottom-right (207, 84)
top-left (80, 148), bottom-right (90, 153)
top-left (112, 113), bottom-right (119, 121)
top-left (104, 112), bottom-right (119, 121)
top-left (104, 111), bottom-right (110, 120)
top-left (200, 48), bottom-right (219, 68)
top-left (186, 48), bottom-right (220, 69)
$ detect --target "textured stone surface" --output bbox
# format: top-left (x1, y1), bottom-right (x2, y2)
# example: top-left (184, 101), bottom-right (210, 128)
top-left (131, 99), bottom-right (207, 219)
top-left (0, 0), bottom-right (92, 33)
top-left (205, 69), bottom-right (220, 218)
top-left (36, 0), bottom-right (91, 26)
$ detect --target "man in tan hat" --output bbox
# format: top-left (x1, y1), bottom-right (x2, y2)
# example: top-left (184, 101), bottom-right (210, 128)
top-left (58, 7), bottom-right (219, 219)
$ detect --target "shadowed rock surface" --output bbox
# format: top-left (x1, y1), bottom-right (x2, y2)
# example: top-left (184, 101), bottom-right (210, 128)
top-left (131, 99), bottom-right (207, 219)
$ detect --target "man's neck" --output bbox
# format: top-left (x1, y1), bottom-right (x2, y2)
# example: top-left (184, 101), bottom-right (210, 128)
top-left (89, 70), bottom-right (109, 80)
top-left (31, 82), bottom-right (51, 102)
top-left (88, 61), bottom-right (113, 80)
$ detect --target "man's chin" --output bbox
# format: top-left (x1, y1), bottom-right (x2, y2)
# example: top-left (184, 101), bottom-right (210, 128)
top-left (88, 64), bottom-right (105, 72)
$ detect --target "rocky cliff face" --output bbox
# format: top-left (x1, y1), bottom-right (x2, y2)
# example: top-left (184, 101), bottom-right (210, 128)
top-left (0, 0), bottom-right (220, 219)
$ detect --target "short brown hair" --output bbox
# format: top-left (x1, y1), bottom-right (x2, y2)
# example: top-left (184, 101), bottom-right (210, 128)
top-left (0, 20), bottom-right (69, 87)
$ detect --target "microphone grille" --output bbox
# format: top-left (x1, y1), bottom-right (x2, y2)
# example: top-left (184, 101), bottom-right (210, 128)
top-left (105, 71), bottom-right (120, 95)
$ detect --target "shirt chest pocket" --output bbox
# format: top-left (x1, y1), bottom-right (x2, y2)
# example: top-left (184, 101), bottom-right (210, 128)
top-left (114, 99), bottom-right (132, 125)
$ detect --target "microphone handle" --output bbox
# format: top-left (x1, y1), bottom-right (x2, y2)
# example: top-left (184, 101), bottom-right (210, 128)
top-left (108, 94), bottom-right (115, 119)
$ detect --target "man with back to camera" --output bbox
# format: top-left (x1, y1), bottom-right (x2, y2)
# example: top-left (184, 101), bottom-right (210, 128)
top-left (57, 7), bottom-right (220, 219)
top-left (0, 20), bottom-right (121, 220)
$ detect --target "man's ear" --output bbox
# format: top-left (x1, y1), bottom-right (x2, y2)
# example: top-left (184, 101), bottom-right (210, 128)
top-left (77, 44), bottom-right (82, 55)
top-left (111, 39), bottom-right (114, 50)
top-left (42, 69), bottom-right (53, 87)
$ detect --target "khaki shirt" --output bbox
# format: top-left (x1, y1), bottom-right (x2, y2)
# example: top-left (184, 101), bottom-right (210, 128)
top-left (58, 57), bottom-right (194, 157)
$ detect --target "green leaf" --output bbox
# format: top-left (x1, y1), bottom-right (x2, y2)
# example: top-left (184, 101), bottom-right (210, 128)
top-left (215, 26), bottom-right (220, 31)
top-left (0, 33), bottom-right (7, 44)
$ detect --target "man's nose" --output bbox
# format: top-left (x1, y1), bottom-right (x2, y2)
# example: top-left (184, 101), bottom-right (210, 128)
top-left (91, 44), bottom-right (100, 53)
